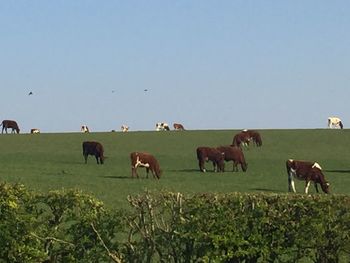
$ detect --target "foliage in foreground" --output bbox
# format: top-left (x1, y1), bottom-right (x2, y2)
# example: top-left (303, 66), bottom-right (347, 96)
top-left (1, 182), bottom-right (350, 262)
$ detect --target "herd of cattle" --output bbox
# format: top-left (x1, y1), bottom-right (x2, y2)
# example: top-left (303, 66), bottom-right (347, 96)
top-left (1, 117), bottom-right (340, 194)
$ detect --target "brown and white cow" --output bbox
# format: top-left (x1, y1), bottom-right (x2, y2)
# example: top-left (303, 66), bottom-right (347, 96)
top-left (130, 152), bottom-right (162, 179)
top-left (232, 131), bottom-right (251, 148)
top-left (82, 141), bottom-right (105, 164)
top-left (244, 130), bottom-right (262, 147)
top-left (217, 146), bottom-right (247, 172)
top-left (286, 159), bottom-right (330, 194)
top-left (81, 125), bottom-right (90, 133)
top-left (30, 128), bottom-right (40, 134)
top-left (173, 123), bottom-right (185, 131)
top-left (196, 147), bottom-right (225, 173)
top-left (1, 120), bottom-right (20, 134)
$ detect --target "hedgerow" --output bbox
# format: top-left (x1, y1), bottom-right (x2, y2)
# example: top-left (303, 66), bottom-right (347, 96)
top-left (0, 182), bottom-right (350, 262)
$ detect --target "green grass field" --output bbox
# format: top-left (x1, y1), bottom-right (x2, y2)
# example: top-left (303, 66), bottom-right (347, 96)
top-left (0, 129), bottom-right (350, 209)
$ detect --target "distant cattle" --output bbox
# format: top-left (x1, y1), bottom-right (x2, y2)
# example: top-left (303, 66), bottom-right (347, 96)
top-left (217, 146), bottom-right (247, 172)
top-left (328, 117), bottom-right (343, 129)
top-left (30, 129), bottom-right (40, 134)
top-left (82, 141), bottom-right (105, 164)
top-left (81, 125), bottom-right (90, 133)
top-left (196, 147), bottom-right (225, 172)
top-left (173, 123), bottom-right (185, 131)
top-left (286, 159), bottom-right (330, 194)
top-left (130, 152), bottom-right (162, 179)
top-left (232, 131), bottom-right (251, 148)
top-left (244, 130), bottom-right (262, 147)
top-left (156, 122), bottom-right (170, 131)
top-left (121, 125), bottom-right (129, 132)
top-left (1, 120), bottom-right (20, 134)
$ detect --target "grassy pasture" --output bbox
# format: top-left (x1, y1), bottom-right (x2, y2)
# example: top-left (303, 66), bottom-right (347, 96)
top-left (0, 129), bottom-right (350, 209)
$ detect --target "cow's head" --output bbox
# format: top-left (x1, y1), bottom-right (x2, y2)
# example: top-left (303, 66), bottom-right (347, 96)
top-left (321, 181), bottom-right (330, 194)
top-left (242, 162), bottom-right (248, 172)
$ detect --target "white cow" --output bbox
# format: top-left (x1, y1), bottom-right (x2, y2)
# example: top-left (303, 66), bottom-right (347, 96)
top-left (121, 125), bottom-right (129, 132)
top-left (156, 122), bottom-right (170, 131)
top-left (328, 117), bottom-right (343, 129)
top-left (81, 125), bottom-right (90, 133)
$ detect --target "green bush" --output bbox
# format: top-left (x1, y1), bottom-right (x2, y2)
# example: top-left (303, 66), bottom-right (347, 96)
top-left (1, 182), bottom-right (350, 262)
top-left (125, 192), bottom-right (350, 262)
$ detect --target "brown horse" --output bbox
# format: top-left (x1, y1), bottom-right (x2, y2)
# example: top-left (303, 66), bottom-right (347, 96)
top-left (130, 152), bottom-right (162, 179)
top-left (1, 120), bottom-right (20, 134)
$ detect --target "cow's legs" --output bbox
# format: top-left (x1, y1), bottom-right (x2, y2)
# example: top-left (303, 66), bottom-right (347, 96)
top-left (314, 183), bottom-right (319, 193)
top-left (305, 181), bottom-right (311, 194)
top-left (146, 167), bottom-right (150, 178)
top-left (199, 160), bottom-right (206, 172)
top-left (288, 172), bottom-right (296, 192)
top-left (212, 162), bottom-right (217, 172)
top-left (84, 154), bottom-right (88, 164)
top-left (131, 167), bottom-right (139, 178)
top-left (95, 155), bottom-right (100, 164)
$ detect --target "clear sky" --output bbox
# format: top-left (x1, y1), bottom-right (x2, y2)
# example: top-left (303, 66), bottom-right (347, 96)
top-left (1, 1), bottom-right (349, 132)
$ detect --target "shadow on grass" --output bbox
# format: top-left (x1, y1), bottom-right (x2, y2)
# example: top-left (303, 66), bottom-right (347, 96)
top-left (101, 175), bottom-right (130, 180)
top-left (169, 169), bottom-right (199, 173)
top-left (325, 169), bottom-right (350, 174)
top-left (102, 175), bottom-right (159, 180)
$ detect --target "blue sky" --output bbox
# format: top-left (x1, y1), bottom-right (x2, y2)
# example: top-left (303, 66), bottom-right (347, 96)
top-left (1, 1), bottom-right (349, 132)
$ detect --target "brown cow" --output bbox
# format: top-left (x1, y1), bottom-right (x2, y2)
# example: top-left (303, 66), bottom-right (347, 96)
top-left (232, 131), bottom-right (251, 148)
top-left (244, 130), bottom-right (262, 147)
top-left (130, 152), bottom-right (162, 179)
top-left (217, 146), bottom-right (247, 172)
top-left (196, 147), bottom-right (225, 172)
top-left (286, 159), bottom-right (330, 194)
top-left (173, 123), bottom-right (185, 131)
top-left (1, 120), bottom-right (20, 134)
top-left (82, 141), bottom-right (105, 164)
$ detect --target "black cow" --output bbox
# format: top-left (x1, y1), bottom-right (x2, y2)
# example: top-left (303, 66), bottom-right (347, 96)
top-left (1, 120), bottom-right (20, 134)
top-left (82, 141), bottom-right (105, 164)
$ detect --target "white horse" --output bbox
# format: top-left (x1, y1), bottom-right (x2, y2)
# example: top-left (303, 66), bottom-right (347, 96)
top-left (327, 117), bottom-right (343, 129)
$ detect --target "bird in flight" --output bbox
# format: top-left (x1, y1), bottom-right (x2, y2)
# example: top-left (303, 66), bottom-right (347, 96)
top-left (28, 92), bottom-right (33, 96)
top-left (144, 89), bottom-right (148, 92)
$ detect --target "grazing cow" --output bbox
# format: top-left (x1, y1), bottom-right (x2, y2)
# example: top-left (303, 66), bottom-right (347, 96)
top-left (286, 159), bottom-right (330, 194)
top-left (30, 128), bottom-right (40, 134)
top-left (243, 130), bottom-right (262, 147)
top-left (1, 120), bottom-right (20, 134)
top-left (82, 141), bottom-right (105, 164)
top-left (173, 123), bottom-right (185, 131)
top-left (328, 117), bottom-right (343, 129)
top-left (232, 131), bottom-right (251, 148)
top-left (121, 125), bottom-right (129, 132)
top-left (217, 146), bottom-right (247, 172)
top-left (81, 125), bottom-right (90, 133)
top-left (156, 122), bottom-right (170, 131)
top-left (196, 147), bottom-right (225, 172)
top-left (130, 152), bottom-right (162, 179)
